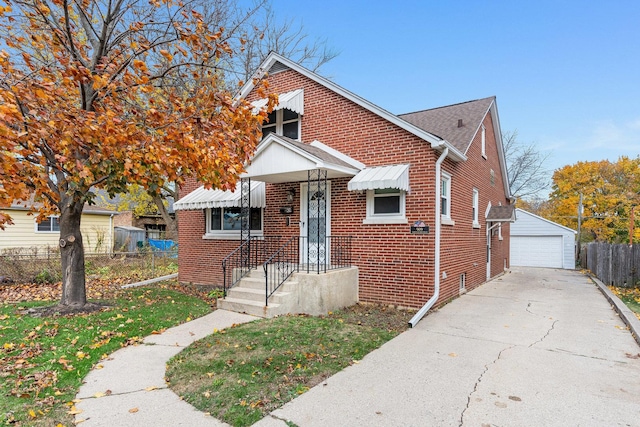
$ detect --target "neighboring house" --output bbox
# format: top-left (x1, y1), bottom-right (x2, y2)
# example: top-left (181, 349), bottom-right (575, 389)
top-left (113, 211), bottom-right (171, 240)
top-left (175, 53), bottom-right (514, 321)
top-left (0, 203), bottom-right (117, 253)
top-left (511, 208), bottom-right (576, 269)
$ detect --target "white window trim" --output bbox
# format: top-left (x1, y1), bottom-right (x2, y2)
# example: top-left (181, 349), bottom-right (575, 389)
top-left (203, 207), bottom-right (264, 240)
top-left (481, 124), bottom-right (487, 159)
top-left (35, 215), bottom-right (60, 233)
top-left (262, 109), bottom-right (301, 141)
top-left (441, 172), bottom-right (454, 225)
top-left (363, 189), bottom-right (408, 224)
top-left (472, 188), bottom-right (480, 228)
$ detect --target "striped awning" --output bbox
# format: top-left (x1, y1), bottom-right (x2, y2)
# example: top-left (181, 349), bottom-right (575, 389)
top-left (347, 164), bottom-right (410, 192)
top-left (252, 89), bottom-right (304, 115)
top-left (173, 181), bottom-right (266, 211)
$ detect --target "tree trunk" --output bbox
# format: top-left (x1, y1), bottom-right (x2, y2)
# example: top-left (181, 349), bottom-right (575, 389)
top-left (153, 195), bottom-right (177, 240)
top-left (59, 197), bottom-right (87, 308)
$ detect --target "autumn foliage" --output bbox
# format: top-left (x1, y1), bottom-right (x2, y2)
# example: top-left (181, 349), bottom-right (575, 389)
top-left (544, 157), bottom-right (640, 243)
top-left (0, 0), bottom-right (276, 307)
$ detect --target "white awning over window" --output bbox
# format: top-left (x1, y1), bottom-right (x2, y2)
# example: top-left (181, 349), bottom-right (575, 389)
top-left (173, 181), bottom-right (266, 211)
top-left (347, 164), bottom-right (410, 192)
top-left (252, 89), bottom-right (304, 115)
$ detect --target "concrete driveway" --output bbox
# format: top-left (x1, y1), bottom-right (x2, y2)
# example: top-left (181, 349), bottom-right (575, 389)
top-left (255, 267), bottom-right (640, 427)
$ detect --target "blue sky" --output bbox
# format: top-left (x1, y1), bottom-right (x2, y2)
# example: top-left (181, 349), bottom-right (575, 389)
top-left (270, 0), bottom-right (640, 187)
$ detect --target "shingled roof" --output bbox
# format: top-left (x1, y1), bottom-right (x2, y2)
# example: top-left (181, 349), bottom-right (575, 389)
top-left (398, 97), bottom-right (495, 154)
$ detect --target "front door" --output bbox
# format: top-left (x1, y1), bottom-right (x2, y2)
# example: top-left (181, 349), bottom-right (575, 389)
top-left (300, 181), bottom-right (331, 266)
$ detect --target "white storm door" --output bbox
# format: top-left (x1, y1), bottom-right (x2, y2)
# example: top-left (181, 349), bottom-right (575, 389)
top-left (300, 182), bottom-right (331, 265)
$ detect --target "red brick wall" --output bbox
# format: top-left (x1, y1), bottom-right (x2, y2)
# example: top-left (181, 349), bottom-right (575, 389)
top-left (178, 67), bottom-right (511, 309)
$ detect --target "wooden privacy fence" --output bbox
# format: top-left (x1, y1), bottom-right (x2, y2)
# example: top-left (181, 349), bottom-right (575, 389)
top-left (580, 242), bottom-right (640, 288)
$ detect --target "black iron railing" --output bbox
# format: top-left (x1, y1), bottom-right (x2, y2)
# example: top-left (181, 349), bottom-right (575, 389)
top-left (221, 236), bottom-right (282, 297)
top-left (263, 235), bottom-right (353, 305)
top-left (222, 235), bottom-right (353, 304)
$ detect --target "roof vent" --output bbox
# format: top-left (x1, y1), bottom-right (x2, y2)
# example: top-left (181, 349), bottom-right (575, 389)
top-left (457, 119), bottom-right (463, 128)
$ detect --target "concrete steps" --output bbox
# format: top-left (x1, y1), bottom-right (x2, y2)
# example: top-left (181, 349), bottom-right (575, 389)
top-left (217, 268), bottom-right (297, 318)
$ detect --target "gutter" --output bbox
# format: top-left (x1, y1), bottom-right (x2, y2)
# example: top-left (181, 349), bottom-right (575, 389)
top-left (409, 147), bottom-right (449, 327)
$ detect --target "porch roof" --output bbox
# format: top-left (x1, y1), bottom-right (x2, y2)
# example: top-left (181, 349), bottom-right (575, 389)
top-left (173, 181), bottom-right (266, 211)
top-left (486, 205), bottom-right (516, 222)
top-left (241, 134), bottom-right (361, 183)
top-left (251, 88), bottom-right (304, 115)
top-left (347, 164), bottom-right (411, 192)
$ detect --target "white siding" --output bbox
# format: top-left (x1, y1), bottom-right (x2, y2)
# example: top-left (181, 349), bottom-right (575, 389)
top-left (511, 209), bottom-right (576, 270)
top-left (0, 210), bottom-right (114, 253)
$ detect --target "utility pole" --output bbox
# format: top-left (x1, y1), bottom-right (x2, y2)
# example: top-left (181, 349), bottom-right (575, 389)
top-left (630, 205), bottom-right (635, 247)
top-left (577, 193), bottom-right (583, 262)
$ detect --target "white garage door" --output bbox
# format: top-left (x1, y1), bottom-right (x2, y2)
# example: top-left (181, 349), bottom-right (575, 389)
top-left (511, 236), bottom-right (563, 268)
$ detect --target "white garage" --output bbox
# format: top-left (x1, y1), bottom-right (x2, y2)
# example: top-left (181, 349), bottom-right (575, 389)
top-left (511, 209), bottom-right (577, 269)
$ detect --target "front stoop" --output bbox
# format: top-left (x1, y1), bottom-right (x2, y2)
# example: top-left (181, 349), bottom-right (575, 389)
top-left (217, 266), bottom-right (359, 318)
top-left (217, 269), bottom-right (298, 318)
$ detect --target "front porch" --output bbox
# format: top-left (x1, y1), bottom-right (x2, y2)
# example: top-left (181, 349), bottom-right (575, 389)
top-left (218, 235), bottom-right (357, 317)
top-left (218, 264), bottom-right (359, 318)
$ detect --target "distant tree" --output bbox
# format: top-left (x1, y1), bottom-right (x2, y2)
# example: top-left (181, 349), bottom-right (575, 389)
top-left (547, 157), bottom-right (640, 243)
top-left (503, 130), bottom-right (551, 199)
top-left (0, 0), bottom-right (276, 311)
top-left (515, 197), bottom-right (551, 217)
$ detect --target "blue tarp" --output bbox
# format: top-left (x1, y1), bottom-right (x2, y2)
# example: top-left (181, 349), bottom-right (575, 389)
top-left (148, 239), bottom-right (177, 252)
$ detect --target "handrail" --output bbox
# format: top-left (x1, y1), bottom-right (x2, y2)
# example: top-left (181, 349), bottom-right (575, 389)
top-left (263, 236), bottom-right (300, 305)
top-left (222, 235), bottom-right (354, 305)
top-left (222, 236), bottom-right (282, 297)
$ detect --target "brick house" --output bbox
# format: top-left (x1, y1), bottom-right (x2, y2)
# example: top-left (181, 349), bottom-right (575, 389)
top-left (174, 53), bottom-right (514, 325)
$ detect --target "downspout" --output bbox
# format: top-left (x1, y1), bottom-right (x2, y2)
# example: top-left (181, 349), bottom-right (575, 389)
top-left (409, 147), bottom-right (449, 328)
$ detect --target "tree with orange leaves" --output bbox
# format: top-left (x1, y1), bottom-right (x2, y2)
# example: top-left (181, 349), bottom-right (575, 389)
top-left (547, 157), bottom-right (640, 243)
top-left (0, 0), bottom-right (276, 311)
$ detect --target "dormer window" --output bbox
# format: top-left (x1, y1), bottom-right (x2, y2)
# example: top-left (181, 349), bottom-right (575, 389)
top-left (262, 109), bottom-right (300, 140)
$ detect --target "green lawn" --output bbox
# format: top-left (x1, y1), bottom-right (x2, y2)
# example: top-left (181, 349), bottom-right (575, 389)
top-left (0, 285), bottom-right (211, 426)
top-left (610, 286), bottom-right (640, 320)
top-left (166, 312), bottom-right (404, 427)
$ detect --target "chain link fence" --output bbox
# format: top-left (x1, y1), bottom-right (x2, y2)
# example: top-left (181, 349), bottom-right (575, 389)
top-left (0, 246), bottom-right (178, 285)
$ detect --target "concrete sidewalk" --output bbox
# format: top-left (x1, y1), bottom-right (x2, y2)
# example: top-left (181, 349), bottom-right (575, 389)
top-left (75, 268), bottom-right (640, 426)
top-left (255, 267), bottom-right (640, 427)
top-left (75, 309), bottom-right (258, 426)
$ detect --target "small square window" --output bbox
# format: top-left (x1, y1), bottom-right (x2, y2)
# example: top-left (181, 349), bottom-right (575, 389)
top-left (261, 109), bottom-right (300, 140)
top-left (364, 188), bottom-right (407, 224)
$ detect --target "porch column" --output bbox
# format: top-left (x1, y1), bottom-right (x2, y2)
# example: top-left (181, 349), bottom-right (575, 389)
top-left (240, 177), bottom-right (251, 268)
top-left (307, 169), bottom-right (327, 273)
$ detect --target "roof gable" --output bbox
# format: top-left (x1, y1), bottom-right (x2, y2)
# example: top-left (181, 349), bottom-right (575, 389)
top-left (238, 52), bottom-right (467, 162)
top-left (514, 208), bottom-right (577, 234)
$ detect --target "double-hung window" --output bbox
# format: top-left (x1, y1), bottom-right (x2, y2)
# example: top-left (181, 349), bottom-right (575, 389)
top-left (472, 188), bottom-right (480, 228)
top-left (205, 207), bottom-right (263, 239)
top-left (481, 124), bottom-right (486, 158)
top-left (36, 216), bottom-right (60, 233)
top-left (262, 109), bottom-right (300, 140)
top-left (364, 188), bottom-right (407, 224)
top-left (441, 172), bottom-right (453, 224)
